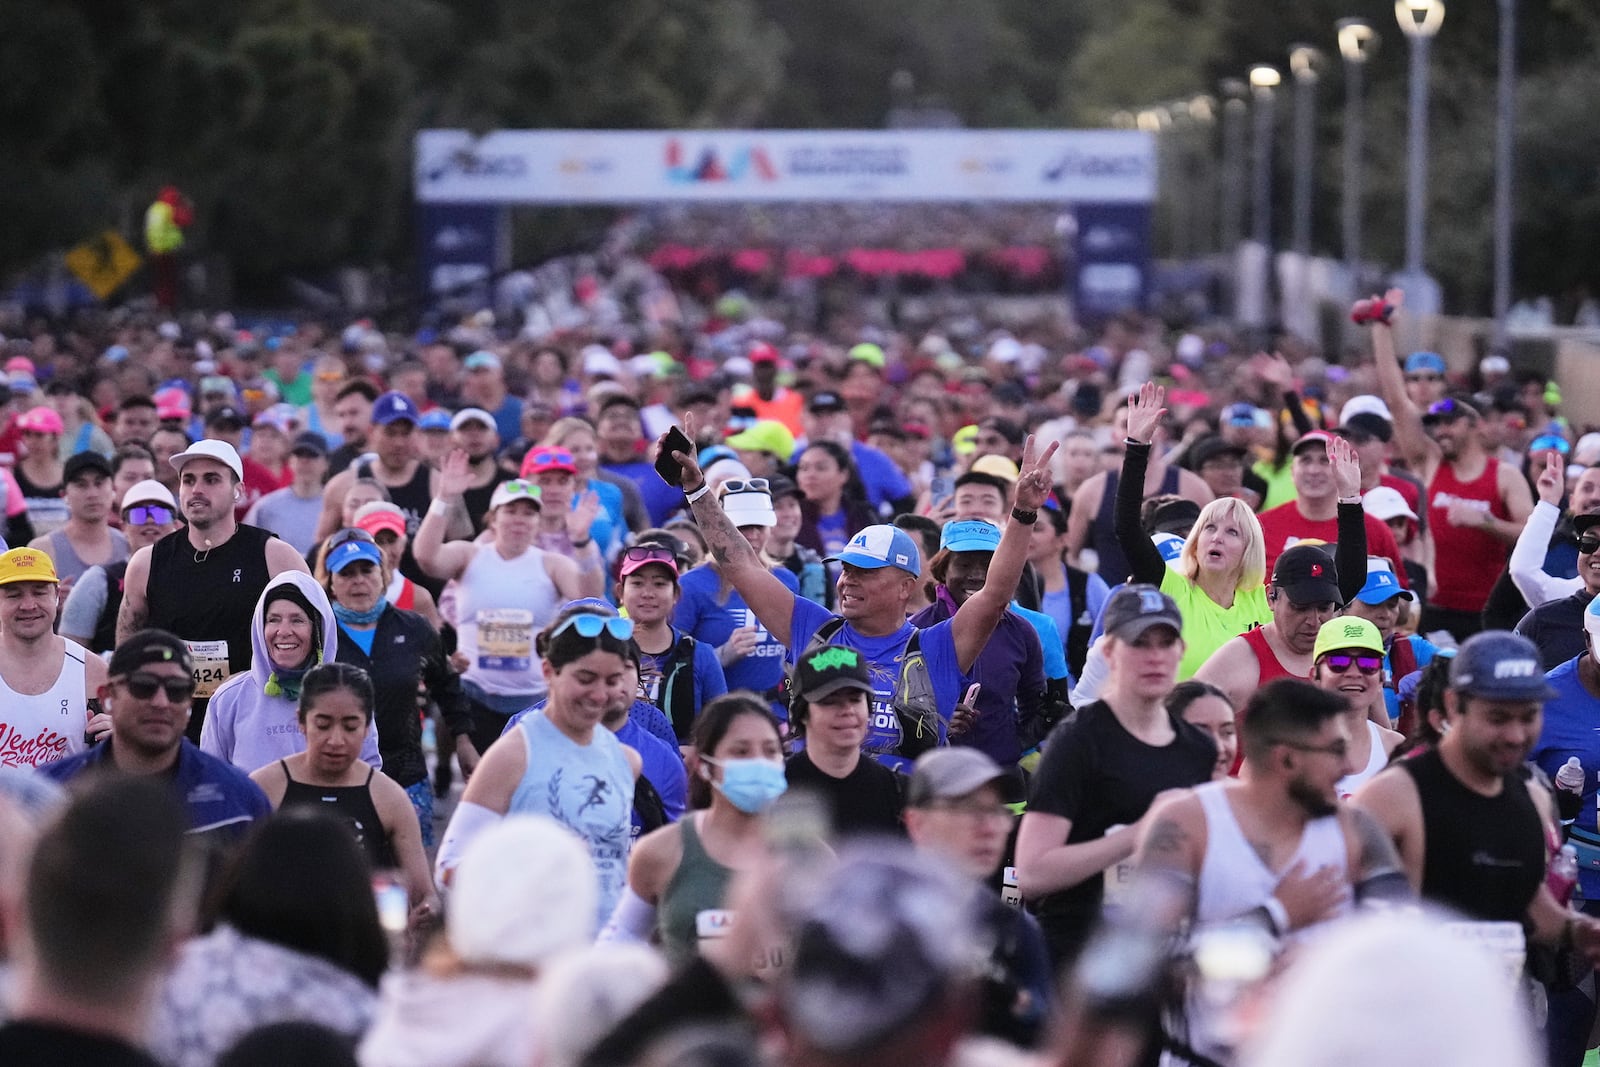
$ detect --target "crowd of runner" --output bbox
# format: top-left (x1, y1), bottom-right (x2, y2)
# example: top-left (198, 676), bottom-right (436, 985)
top-left (0, 285), bottom-right (1591, 1067)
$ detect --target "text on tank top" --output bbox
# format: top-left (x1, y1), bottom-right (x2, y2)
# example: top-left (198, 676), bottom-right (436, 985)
top-left (456, 544), bottom-right (560, 696)
top-left (1336, 720), bottom-right (1390, 799)
top-left (277, 761), bottom-right (397, 869)
top-left (511, 711), bottom-right (634, 928)
top-left (1400, 746), bottom-right (1544, 922)
top-left (146, 525), bottom-right (275, 696)
top-left (1091, 466), bottom-right (1181, 584)
top-left (1428, 457), bottom-right (1509, 612)
top-left (1194, 780), bottom-right (1349, 928)
top-left (0, 639), bottom-right (91, 769)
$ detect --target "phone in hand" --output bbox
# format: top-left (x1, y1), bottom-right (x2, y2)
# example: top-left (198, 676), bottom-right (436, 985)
top-left (655, 426), bottom-right (695, 487)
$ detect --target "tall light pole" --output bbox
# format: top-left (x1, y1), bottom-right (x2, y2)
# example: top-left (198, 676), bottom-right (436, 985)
top-left (1249, 65), bottom-right (1281, 249)
top-left (1289, 46), bottom-right (1320, 257)
top-left (1219, 79), bottom-right (1248, 251)
top-left (1492, 0), bottom-right (1516, 351)
top-left (1338, 19), bottom-right (1378, 291)
top-left (1396, 0), bottom-right (1445, 312)
top-left (1189, 94), bottom-right (1217, 256)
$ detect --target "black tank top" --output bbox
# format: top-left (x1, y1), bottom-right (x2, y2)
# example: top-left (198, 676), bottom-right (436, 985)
top-left (461, 471), bottom-right (511, 538)
top-left (357, 460), bottom-right (441, 597)
top-left (278, 761), bottom-right (398, 870)
top-left (1400, 746), bottom-right (1544, 922)
top-left (1090, 466), bottom-right (1180, 586)
top-left (145, 524), bottom-right (275, 742)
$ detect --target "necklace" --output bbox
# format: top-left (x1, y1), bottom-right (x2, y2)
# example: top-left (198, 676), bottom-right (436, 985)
top-left (194, 537), bottom-right (213, 564)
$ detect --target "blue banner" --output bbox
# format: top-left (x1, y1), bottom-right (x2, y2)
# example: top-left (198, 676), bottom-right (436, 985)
top-left (416, 202), bottom-right (508, 308)
top-left (1071, 202), bottom-right (1152, 327)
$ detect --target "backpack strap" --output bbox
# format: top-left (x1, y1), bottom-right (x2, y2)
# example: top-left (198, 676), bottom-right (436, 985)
top-left (660, 631), bottom-right (700, 742)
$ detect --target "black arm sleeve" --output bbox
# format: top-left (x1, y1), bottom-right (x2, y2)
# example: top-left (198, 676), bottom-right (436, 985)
top-left (1282, 389), bottom-right (1315, 436)
top-left (1113, 442), bottom-right (1167, 587)
top-left (1334, 502), bottom-right (1369, 605)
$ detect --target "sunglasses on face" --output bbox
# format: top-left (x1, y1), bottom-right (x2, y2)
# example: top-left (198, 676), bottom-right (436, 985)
top-left (1580, 536), bottom-right (1600, 555)
top-left (124, 505), bottom-right (174, 526)
top-left (1322, 653), bottom-right (1383, 676)
top-left (551, 613), bottom-right (635, 642)
top-left (121, 672), bottom-right (196, 702)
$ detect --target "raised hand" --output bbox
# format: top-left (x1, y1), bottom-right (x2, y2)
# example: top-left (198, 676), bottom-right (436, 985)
top-left (1327, 433), bottom-right (1363, 499)
top-left (438, 448), bottom-right (472, 498)
top-left (655, 417), bottom-right (706, 492)
top-left (1014, 434), bottom-right (1060, 512)
top-left (1536, 450), bottom-right (1565, 508)
top-left (568, 490), bottom-right (601, 541)
top-left (1125, 381), bottom-right (1166, 445)
top-left (1257, 351), bottom-right (1294, 391)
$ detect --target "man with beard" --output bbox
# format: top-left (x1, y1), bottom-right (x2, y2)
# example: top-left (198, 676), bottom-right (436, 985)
top-left (1366, 291), bottom-right (1534, 640)
top-left (117, 441), bottom-right (309, 742)
top-left (1193, 545), bottom-right (1345, 746)
top-left (447, 407), bottom-right (510, 536)
top-left (1136, 678), bottom-right (1411, 1064)
top-left (1515, 510), bottom-right (1600, 671)
top-left (1306, 617), bottom-right (1404, 798)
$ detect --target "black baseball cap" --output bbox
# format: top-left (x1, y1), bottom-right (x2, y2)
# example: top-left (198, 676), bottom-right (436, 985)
top-left (205, 405), bottom-right (246, 430)
top-left (766, 474), bottom-right (802, 502)
top-left (808, 391), bottom-right (845, 414)
top-left (1338, 412), bottom-right (1394, 444)
top-left (1272, 544), bottom-right (1342, 606)
top-left (289, 431), bottom-right (328, 457)
top-left (1100, 584), bottom-right (1183, 642)
top-left (108, 629), bottom-right (194, 678)
top-left (1148, 498), bottom-right (1202, 536)
top-left (795, 645), bottom-right (876, 703)
top-left (63, 451), bottom-right (113, 484)
top-left (1188, 435), bottom-right (1247, 469)
top-left (1573, 512), bottom-right (1600, 538)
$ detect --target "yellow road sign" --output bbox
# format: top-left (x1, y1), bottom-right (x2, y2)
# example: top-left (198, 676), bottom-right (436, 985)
top-left (64, 230), bottom-right (142, 300)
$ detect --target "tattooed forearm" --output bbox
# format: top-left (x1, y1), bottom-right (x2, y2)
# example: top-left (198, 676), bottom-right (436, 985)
top-left (689, 493), bottom-right (759, 571)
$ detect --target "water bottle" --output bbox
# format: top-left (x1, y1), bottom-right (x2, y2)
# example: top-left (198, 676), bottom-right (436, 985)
top-left (1548, 844), bottom-right (1580, 908)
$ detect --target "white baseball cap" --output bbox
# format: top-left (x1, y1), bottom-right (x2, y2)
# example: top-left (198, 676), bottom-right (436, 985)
top-left (449, 407), bottom-right (497, 432)
top-left (121, 479), bottom-right (178, 511)
top-left (1340, 394), bottom-right (1394, 426)
top-left (169, 439), bottom-right (243, 481)
top-left (1362, 485), bottom-right (1418, 523)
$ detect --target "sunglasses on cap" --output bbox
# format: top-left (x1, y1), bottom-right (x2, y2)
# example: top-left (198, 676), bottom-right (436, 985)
top-left (327, 527), bottom-right (377, 551)
top-left (526, 446), bottom-right (574, 468)
top-left (1424, 398), bottom-right (1475, 421)
top-left (124, 504), bottom-right (174, 526)
top-left (1322, 653), bottom-right (1383, 676)
top-left (551, 614), bottom-right (635, 642)
top-left (718, 478), bottom-right (770, 496)
top-left (119, 671), bottom-right (196, 702)
top-left (621, 546), bottom-right (677, 568)
top-left (498, 481), bottom-right (541, 501)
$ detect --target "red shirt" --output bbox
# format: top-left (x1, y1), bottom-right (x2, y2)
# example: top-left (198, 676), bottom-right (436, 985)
top-left (1256, 500), bottom-right (1408, 586)
top-left (236, 456), bottom-right (284, 522)
top-left (1428, 457), bottom-right (1509, 613)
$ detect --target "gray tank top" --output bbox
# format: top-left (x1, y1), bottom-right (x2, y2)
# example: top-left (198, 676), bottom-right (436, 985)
top-left (47, 527), bottom-right (129, 586)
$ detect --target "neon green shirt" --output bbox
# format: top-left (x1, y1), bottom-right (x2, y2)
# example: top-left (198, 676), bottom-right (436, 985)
top-left (1161, 569), bottom-right (1272, 680)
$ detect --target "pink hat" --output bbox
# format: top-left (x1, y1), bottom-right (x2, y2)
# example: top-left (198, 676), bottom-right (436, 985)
top-left (152, 386), bottom-right (191, 421)
top-left (15, 406), bottom-right (63, 434)
top-left (4, 357), bottom-right (35, 376)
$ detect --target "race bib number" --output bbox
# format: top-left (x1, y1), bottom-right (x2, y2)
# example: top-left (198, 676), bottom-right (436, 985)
top-left (1100, 823), bottom-right (1136, 915)
top-left (476, 609), bottom-right (533, 671)
top-left (1002, 866), bottom-right (1022, 908)
top-left (185, 640), bottom-right (231, 699)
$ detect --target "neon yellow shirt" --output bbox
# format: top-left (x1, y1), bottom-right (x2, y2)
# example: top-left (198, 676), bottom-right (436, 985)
top-left (1161, 569), bottom-right (1272, 680)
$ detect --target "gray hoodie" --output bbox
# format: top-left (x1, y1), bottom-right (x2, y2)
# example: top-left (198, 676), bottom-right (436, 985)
top-left (199, 571), bottom-right (380, 774)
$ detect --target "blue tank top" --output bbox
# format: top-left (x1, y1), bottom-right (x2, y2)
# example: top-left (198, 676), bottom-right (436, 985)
top-left (510, 710), bottom-right (634, 929)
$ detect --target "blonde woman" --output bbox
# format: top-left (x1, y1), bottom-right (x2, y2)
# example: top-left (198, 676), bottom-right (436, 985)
top-left (1116, 383), bottom-right (1365, 679)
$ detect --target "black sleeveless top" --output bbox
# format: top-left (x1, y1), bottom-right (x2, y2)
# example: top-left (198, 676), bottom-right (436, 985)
top-left (145, 524), bottom-right (276, 741)
top-left (357, 460), bottom-right (442, 597)
top-left (278, 761), bottom-right (398, 870)
top-left (1400, 746), bottom-right (1544, 922)
top-left (1090, 466), bottom-right (1180, 586)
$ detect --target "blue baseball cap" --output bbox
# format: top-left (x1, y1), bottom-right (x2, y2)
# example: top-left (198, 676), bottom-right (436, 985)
top-left (1152, 532), bottom-right (1186, 563)
top-left (1448, 631), bottom-right (1557, 702)
top-left (1222, 402), bottom-right (1259, 427)
top-left (326, 538), bottom-right (383, 574)
top-left (1354, 568), bottom-right (1415, 605)
top-left (939, 519), bottom-right (1001, 554)
top-left (1404, 351), bottom-right (1447, 375)
top-left (418, 409), bottom-right (452, 432)
top-left (827, 524), bottom-right (922, 576)
top-left (1528, 433), bottom-right (1570, 455)
top-left (372, 391), bottom-right (420, 425)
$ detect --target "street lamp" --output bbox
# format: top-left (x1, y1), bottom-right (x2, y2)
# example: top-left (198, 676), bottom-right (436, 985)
top-left (1396, 0), bottom-right (1445, 311)
top-left (1289, 46), bottom-right (1320, 257)
top-left (1248, 65), bottom-right (1281, 250)
top-left (1492, 0), bottom-right (1516, 351)
top-left (1188, 95), bottom-right (1217, 255)
top-left (1338, 19), bottom-right (1378, 291)
top-left (1219, 78), bottom-right (1248, 251)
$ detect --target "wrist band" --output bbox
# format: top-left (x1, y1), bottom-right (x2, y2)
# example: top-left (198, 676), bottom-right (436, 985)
top-left (1262, 896), bottom-right (1290, 936)
top-left (1011, 507), bottom-right (1038, 526)
top-left (428, 498), bottom-right (455, 517)
top-left (1338, 495), bottom-right (1363, 505)
top-left (684, 483), bottom-right (710, 503)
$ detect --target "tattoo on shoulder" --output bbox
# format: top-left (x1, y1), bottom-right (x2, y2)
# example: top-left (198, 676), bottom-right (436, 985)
top-left (1351, 805), bottom-right (1403, 876)
top-left (1144, 815), bottom-right (1188, 859)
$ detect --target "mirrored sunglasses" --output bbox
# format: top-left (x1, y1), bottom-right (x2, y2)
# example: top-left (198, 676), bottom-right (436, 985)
top-left (124, 505), bottom-right (174, 526)
top-left (551, 614), bottom-right (635, 642)
top-left (1323, 653), bottom-right (1382, 676)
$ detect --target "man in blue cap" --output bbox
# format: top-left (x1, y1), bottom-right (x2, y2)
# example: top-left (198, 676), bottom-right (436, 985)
top-left (1354, 631), bottom-right (1600, 956)
top-left (1343, 559), bottom-right (1438, 731)
top-left (1403, 351), bottom-right (1449, 409)
top-left (659, 419), bottom-right (1057, 772)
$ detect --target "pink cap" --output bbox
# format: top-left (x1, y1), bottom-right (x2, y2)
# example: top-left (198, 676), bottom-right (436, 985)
top-left (4, 357), bottom-right (35, 375)
top-left (15, 406), bottom-right (63, 434)
top-left (1291, 430), bottom-right (1335, 456)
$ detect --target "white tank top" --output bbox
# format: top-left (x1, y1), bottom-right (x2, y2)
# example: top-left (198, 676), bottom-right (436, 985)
top-left (1337, 720), bottom-right (1389, 800)
top-left (0, 639), bottom-right (91, 769)
top-left (456, 543), bottom-right (561, 698)
top-left (1194, 780), bottom-right (1350, 929)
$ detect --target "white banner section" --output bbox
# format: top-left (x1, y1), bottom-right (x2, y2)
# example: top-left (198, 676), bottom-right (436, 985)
top-left (416, 129), bottom-right (1155, 205)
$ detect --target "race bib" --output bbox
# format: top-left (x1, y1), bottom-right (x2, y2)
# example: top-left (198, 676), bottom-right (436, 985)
top-left (696, 908), bottom-right (736, 942)
top-left (1002, 866), bottom-right (1022, 908)
top-left (185, 640), bottom-right (231, 699)
top-left (1100, 823), bottom-right (1137, 915)
top-left (476, 609), bottom-right (533, 671)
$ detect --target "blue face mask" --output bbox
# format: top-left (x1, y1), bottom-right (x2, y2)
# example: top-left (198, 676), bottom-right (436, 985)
top-left (702, 756), bottom-right (787, 814)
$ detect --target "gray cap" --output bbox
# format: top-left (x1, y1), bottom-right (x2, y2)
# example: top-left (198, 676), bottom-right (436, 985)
top-left (906, 748), bottom-right (1007, 808)
top-left (1100, 583), bottom-right (1183, 643)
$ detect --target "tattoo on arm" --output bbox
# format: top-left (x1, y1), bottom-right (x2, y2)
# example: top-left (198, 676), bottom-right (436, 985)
top-left (1141, 815), bottom-right (1190, 866)
top-left (116, 595), bottom-right (148, 646)
top-left (1352, 806), bottom-right (1405, 881)
top-left (689, 494), bottom-right (758, 571)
